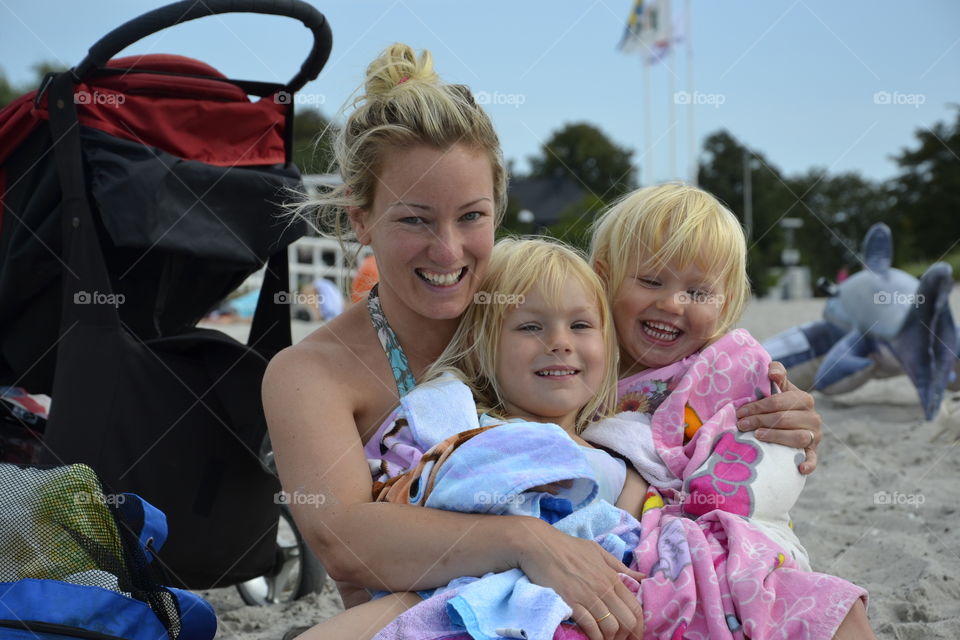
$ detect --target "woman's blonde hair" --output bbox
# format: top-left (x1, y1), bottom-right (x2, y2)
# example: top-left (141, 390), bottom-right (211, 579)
top-left (590, 182), bottom-right (750, 338)
top-left (292, 43), bottom-right (507, 242)
top-left (429, 237), bottom-right (619, 434)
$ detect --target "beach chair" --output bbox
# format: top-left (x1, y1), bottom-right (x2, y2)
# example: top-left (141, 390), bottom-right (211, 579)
top-left (0, 0), bottom-right (331, 598)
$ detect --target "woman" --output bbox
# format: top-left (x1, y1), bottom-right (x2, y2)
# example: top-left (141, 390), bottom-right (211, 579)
top-left (263, 44), bottom-right (823, 640)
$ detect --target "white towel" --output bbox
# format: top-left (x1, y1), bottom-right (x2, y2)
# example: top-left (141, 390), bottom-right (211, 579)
top-left (401, 373), bottom-right (481, 450)
top-left (581, 412), bottom-right (682, 490)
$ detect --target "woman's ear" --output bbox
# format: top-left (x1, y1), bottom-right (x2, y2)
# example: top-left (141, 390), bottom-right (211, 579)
top-left (348, 206), bottom-right (372, 246)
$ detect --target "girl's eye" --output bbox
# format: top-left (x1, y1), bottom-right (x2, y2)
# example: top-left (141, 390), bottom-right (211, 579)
top-left (518, 324), bottom-right (540, 332)
top-left (460, 211), bottom-right (482, 222)
top-left (571, 321), bottom-right (593, 330)
top-left (638, 277), bottom-right (660, 287)
top-left (688, 289), bottom-right (710, 303)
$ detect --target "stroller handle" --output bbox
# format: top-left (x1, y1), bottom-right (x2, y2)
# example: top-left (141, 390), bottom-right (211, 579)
top-left (73, 0), bottom-right (331, 93)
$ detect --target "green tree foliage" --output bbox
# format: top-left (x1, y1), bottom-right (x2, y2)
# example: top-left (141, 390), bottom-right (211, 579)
top-left (888, 107), bottom-right (960, 265)
top-left (0, 62), bottom-right (68, 109)
top-left (698, 131), bottom-right (797, 295)
top-left (547, 193), bottom-right (608, 253)
top-left (526, 122), bottom-right (637, 251)
top-left (787, 169), bottom-right (891, 281)
top-left (698, 130), bottom-right (898, 293)
top-left (530, 122), bottom-right (637, 202)
top-left (291, 107), bottom-right (336, 173)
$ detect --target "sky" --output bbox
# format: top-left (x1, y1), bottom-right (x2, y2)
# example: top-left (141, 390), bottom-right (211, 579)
top-left (1, 0), bottom-right (958, 186)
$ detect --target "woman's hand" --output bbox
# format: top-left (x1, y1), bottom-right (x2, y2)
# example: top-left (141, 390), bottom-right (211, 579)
top-left (736, 361), bottom-right (822, 475)
top-left (513, 518), bottom-right (644, 640)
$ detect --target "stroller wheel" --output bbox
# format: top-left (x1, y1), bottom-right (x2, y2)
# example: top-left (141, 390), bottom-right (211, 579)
top-left (235, 504), bottom-right (327, 605)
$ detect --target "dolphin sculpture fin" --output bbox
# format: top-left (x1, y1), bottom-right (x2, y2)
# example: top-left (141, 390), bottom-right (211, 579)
top-left (862, 223), bottom-right (893, 277)
top-left (890, 262), bottom-right (957, 420)
top-left (815, 330), bottom-right (878, 393)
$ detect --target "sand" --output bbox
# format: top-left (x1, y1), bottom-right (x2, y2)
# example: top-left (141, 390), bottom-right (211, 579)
top-left (197, 293), bottom-right (960, 640)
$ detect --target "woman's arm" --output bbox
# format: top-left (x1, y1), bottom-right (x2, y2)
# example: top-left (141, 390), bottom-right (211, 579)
top-left (263, 347), bottom-right (645, 640)
top-left (736, 361), bottom-right (822, 474)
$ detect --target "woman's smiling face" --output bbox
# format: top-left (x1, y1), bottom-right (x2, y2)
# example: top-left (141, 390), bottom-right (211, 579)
top-left (352, 143), bottom-right (496, 320)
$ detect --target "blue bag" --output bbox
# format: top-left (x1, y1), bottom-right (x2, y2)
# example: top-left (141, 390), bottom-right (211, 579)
top-left (0, 463), bottom-right (216, 639)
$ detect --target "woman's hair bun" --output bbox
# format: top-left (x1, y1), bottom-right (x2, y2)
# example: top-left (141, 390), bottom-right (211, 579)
top-left (363, 43), bottom-right (438, 100)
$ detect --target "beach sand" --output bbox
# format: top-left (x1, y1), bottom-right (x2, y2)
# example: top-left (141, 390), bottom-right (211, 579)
top-left (198, 293), bottom-right (960, 639)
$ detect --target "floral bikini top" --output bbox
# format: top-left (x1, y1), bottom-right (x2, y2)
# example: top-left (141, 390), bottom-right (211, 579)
top-left (367, 283), bottom-right (417, 397)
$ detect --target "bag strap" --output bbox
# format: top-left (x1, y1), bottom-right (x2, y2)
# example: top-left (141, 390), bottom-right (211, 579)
top-left (47, 72), bottom-right (122, 332)
top-left (247, 248), bottom-right (292, 357)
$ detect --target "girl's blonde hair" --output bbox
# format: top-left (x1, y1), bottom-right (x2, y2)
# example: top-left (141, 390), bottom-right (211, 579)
top-left (590, 183), bottom-right (750, 338)
top-left (292, 43), bottom-right (507, 242)
top-left (429, 237), bottom-right (619, 434)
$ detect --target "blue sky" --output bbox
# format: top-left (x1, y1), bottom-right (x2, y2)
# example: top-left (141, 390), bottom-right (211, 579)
top-left (2, 1), bottom-right (957, 185)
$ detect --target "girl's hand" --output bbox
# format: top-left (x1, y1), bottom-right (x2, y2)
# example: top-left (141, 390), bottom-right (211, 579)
top-left (514, 519), bottom-right (645, 640)
top-left (736, 361), bottom-right (822, 475)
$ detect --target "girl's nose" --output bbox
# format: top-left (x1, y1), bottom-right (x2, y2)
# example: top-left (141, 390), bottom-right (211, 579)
top-left (656, 289), bottom-right (686, 315)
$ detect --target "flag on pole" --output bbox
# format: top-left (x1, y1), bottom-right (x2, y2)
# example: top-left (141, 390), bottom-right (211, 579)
top-left (618, 0), bottom-right (675, 65)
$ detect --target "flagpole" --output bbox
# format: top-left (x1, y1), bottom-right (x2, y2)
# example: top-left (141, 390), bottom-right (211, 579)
top-left (686, 0), bottom-right (696, 185)
top-left (667, 2), bottom-right (677, 180)
top-left (643, 59), bottom-right (653, 185)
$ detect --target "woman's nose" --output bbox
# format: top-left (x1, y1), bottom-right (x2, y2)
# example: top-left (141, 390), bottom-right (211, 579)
top-left (428, 222), bottom-right (464, 265)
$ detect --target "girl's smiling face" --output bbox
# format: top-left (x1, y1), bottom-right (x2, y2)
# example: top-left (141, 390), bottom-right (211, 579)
top-left (612, 259), bottom-right (724, 374)
top-left (494, 279), bottom-right (607, 433)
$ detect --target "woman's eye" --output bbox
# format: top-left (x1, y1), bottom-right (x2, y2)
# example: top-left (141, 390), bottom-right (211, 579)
top-left (461, 211), bottom-right (482, 222)
top-left (400, 216), bottom-right (426, 226)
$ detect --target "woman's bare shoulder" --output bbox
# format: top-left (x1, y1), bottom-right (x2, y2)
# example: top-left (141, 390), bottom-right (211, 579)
top-left (269, 305), bottom-right (376, 383)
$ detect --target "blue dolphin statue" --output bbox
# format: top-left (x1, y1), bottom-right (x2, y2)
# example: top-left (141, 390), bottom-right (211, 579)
top-left (763, 223), bottom-right (959, 420)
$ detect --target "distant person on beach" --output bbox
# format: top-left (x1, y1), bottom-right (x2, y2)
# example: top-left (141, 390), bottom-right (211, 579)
top-left (351, 254), bottom-right (379, 303)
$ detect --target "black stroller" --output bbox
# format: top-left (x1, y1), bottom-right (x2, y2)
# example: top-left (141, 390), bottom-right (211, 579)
top-left (0, 0), bottom-right (331, 604)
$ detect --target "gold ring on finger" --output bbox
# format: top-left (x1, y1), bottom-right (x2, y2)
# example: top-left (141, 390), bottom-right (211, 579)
top-left (594, 611), bottom-right (612, 624)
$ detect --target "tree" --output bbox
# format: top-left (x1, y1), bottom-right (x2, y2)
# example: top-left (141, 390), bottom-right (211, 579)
top-left (291, 107), bottom-right (336, 174)
top-left (547, 193), bottom-right (608, 253)
top-left (787, 169), bottom-right (891, 281)
top-left (0, 62), bottom-right (67, 109)
top-left (529, 122), bottom-right (637, 202)
top-left (889, 107), bottom-right (960, 265)
top-left (698, 130), bottom-right (797, 295)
